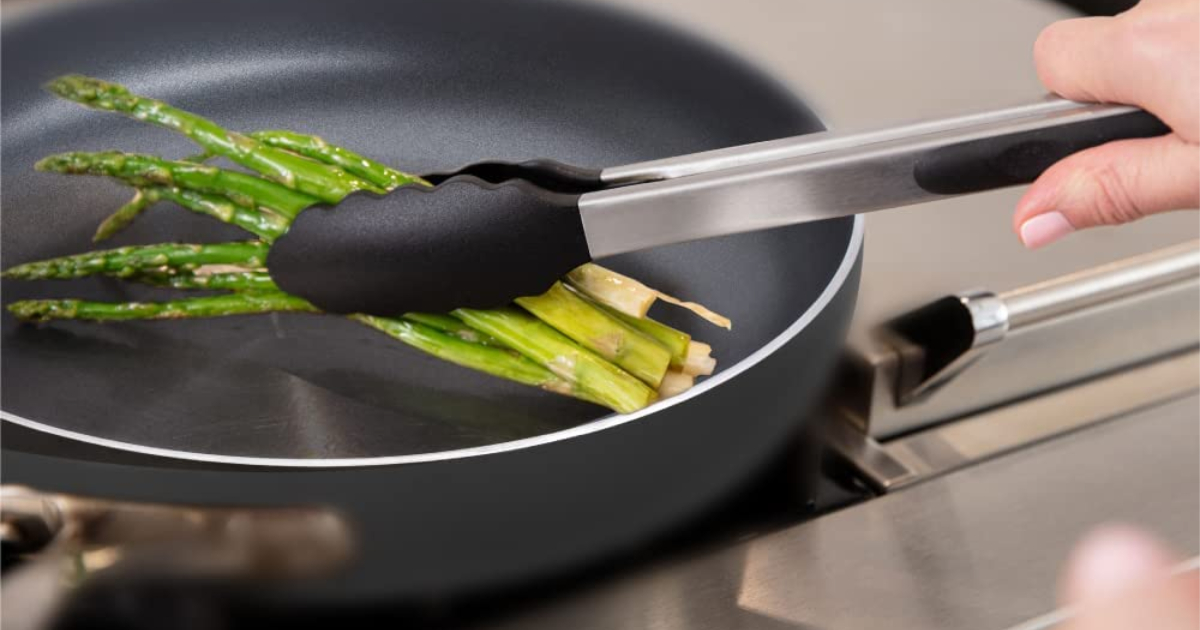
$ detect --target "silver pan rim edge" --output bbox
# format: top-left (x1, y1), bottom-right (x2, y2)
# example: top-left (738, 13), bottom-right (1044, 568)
top-left (2, 216), bottom-right (864, 467)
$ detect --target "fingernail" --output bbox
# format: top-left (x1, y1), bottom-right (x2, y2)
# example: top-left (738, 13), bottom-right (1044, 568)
top-left (1066, 525), bottom-right (1173, 604)
top-left (1020, 211), bottom-right (1075, 249)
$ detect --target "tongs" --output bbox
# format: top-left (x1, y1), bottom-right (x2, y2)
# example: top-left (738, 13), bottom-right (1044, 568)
top-left (267, 97), bottom-right (1168, 314)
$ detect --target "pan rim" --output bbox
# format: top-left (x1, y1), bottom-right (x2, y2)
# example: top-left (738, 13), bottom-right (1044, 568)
top-left (1, 215), bottom-right (863, 468)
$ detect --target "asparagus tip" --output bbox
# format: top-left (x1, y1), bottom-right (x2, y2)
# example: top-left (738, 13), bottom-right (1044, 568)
top-left (33, 155), bottom-right (59, 172)
top-left (45, 74), bottom-right (127, 104)
top-left (34, 152), bottom-right (106, 174)
top-left (1, 263), bottom-right (37, 280)
top-left (7, 299), bottom-right (74, 323)
top-left (92, 223), bottom-right (119, 242)
top-left (93, 190), bottom-right (153, 242)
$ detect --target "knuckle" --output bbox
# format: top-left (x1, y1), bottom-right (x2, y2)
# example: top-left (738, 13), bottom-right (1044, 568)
top-left (1111, 12), bottom-right (1146, 42)
top-left (1112, 12), bottom-right (1190, 66)
top-left (1083, 161), bottom-right (1145, 225)
top-left (1113, 18), bottom-right (1161, 61)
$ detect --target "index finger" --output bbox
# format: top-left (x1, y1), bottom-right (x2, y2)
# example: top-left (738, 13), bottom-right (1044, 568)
top-left (1033, 9), bottom-right (1198, 137)
top-left (1035, 16), bottom-right (1134, 104)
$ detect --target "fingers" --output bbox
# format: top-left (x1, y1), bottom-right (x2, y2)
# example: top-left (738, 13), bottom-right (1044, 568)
top-left (1013, 134), bottom-right (1199, 247)
top-left (1060, 525), bottom-right (1199, 630)
top-left (1034, 16), bottom-right (1123, 103)
top-left (1022, 0), bottom-right (1200, 247)
top-left (1034, 7), bottom-right (1200, 138)
top-left (1061, 525), bottom-right (1176, 604)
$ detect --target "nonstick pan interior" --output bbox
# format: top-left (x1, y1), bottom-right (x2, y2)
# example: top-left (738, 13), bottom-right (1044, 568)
top-left (2, 0), bottom-right (837, 461)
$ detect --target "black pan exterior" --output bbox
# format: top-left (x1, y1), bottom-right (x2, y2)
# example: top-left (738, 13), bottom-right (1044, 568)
top-left (1, 0), bottom-right (861, 601)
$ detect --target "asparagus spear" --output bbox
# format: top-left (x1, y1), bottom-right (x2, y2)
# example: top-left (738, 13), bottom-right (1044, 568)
top-left (566, 268), bottom-right (721, 372)
top-left (515, 282), bottom-right (671, 388)
top-left (565, 275), bottom-right (715, 374)
top-left (403, 312), bottom-right (504, 346)
top-left (5, 293), bottom-right (605, 407)
top-left (658, 370), bottom-right (695, 398)
top-left (566, 263), bottom-right (732, 329)
top-left (133, 269), bottom-right (279, 292)
top-left (37, 152), bottom-right (317, 219)
top-left (93, 190), bottom-right (155, 241)
top-left (682, 341), bottom-right (716, 376)
top-left (7, 292), bottom-right (316, 323)
top-left (94, 153), bottom-right (219, 241)
top-left (47, 75), bottom-right (380, 202)
top-left (352, 315), bottom-right (600, 404)
top-left (1, 242), bottom-right (268, 280)
top-left (453, 307), bottom-right (656, 414)
top-left (103, 186), bottom-right (290, 242)
top-left (251, 130), bottom-right (430, 191)
top-left (565, 263), bottom-right (655, 318)
top-left (592, 300), bottom-right (691, 369)
top-left (14, 76), bottom-right (727, 412)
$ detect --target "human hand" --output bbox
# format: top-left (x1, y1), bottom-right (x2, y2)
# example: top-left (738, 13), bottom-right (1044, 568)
top-left (1060, 525), bottom-right (1198, 630)
top-left (1015, 0), bottom-right (1199, 248)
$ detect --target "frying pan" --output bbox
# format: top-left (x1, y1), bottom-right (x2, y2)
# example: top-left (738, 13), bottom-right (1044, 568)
top-left (1, 0), bottom-right (861, 602)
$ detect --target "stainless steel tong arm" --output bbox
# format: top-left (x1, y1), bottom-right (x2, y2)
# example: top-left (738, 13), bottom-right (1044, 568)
top-left (578, 97), bottom-right (1166, 258)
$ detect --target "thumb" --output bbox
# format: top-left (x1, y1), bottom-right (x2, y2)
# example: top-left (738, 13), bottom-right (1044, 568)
top-left (1014, 134), bottom-right (1199, 249)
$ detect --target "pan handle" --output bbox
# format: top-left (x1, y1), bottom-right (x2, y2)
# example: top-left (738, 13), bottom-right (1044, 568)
top-left (1, 486), bottom-right (353, 630)
top-left (885, 240), bottom-right (1200, 405)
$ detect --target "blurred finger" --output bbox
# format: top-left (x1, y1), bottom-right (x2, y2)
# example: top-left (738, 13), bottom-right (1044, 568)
top-left (1034, 9), bottom-right (1200, 137)
top-left (1061, 525), bottom-right (1175, 604)
top-left (1060, 525), bottom-right (1199, 630)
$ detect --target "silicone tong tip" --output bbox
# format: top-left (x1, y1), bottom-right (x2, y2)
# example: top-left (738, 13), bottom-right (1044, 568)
top-left (423, 158), bottom-right (606, 194)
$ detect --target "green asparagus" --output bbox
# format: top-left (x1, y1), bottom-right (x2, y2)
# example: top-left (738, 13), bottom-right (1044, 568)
top-left (567, 263), bottom-right (731, 329)
top-left (566, 263), bottom-right (656, 317)
top-left (596, 301), bottom-right (691, 369)
top-left (516, 282), bottom-right (671, 388)
top-left (132, 269), bottom-right (279, 292)
top-left (37, 152), bottom-right (318, 218)
top-left (453, 307), bottom-right (657, 414)
top-left (4, 74), bottom-right (733, 413)
top-left (93, 190), bottom-right (155, 241)
top-left (8, 292), bottom-right (316, 323)
top-left (403, 312), bottom-right (504, 346)
top-left (147, 186), bottom-right (289, 241)
top-left (1, 242), bottom-right (268, 280)
top-left (47, 75), bottom-right (381, 202)
top-left (353, 315), bottom-right (599, 403)
top-left (251, 130), bottom-right (430, 191)
top-left (94, 153), bottom-right (221, 241)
